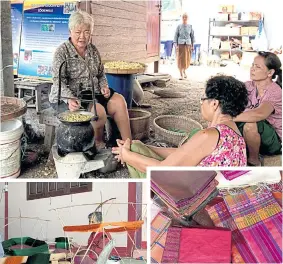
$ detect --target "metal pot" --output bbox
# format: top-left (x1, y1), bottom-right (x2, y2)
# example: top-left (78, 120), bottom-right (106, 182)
top-left (57, 111), bottom-right (97, 157)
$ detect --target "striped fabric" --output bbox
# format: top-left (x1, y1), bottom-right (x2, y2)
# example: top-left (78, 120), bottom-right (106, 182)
top-left (150, 212), bottom-right (171, 247)
top-left (224, 186), bottom-right (282, 263)
top-left (207, 201), bottom-right (257, 263)
top-left (161, 227), bottom-right (182, 263)
top-left (151, 229), bottom-right (168, 263)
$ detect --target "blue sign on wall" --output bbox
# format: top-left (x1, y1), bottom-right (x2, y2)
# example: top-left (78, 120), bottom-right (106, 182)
top-left (18, 1), bottom-right (77, 79)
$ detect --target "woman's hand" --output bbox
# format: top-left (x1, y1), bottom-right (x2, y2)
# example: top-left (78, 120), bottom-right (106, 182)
top-left (101, 86), bottom-right (111, 98)
top-left (112, 138), bottom-right (131, 165)
top-left (68, 99), bottom-right (80, 111)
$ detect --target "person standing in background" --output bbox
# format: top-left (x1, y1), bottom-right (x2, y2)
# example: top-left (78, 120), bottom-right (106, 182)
top-left (174, 13), bottom-right (195, 80)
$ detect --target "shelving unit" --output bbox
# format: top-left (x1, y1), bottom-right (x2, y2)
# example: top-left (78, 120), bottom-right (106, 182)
top-left (208, 18), bottom-right (263, 60)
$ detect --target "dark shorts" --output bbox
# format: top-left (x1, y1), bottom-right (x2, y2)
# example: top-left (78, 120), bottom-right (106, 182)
top-left (236, 120), bottom-right (282, 156)
top-left (51, 88), bottom-right (115, 114)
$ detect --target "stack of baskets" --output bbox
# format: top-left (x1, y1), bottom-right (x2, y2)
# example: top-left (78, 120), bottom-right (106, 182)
top-left (153, 115), bottom-right (203, 146)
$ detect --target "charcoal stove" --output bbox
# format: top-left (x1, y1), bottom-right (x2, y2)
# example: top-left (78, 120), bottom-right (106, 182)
top-left (52, 58), bottom-right (116, 178)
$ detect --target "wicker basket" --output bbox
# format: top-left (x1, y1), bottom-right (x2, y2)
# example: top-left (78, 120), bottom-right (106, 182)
top-left (153, 115), bottom-right (203, 146)
top-left (129, 109), bottom-right (151, 140)
top-left (103, 61), bottom-right (146, 75)
top-left (178, 136), bottom-right (190, 147)
top-left (1, 96), bottom-right (27, 121)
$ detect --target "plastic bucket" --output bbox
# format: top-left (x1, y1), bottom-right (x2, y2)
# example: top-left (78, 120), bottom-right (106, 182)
top-left (0, 119), bottom-right (23, 179)
top-left (105, 73), bottom-right (134, 108)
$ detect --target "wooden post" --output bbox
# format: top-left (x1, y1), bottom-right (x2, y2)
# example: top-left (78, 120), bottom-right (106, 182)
top-left (0, 0), bottom-right (14, 97)
top-left (154, 60), bottom-right (159, 73)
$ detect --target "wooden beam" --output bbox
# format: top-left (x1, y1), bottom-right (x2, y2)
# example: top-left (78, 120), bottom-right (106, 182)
top-left (154, 61), bottom-right (159, 73)
top-left (0, 0), bottom-right (14, 96)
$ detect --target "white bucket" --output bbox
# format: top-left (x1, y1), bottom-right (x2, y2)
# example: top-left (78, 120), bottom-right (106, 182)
top-left (0, 119), bottom-right (24, 179)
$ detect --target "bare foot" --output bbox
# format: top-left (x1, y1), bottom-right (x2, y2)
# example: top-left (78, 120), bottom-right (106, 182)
top-left (247, 158), bottom-right (262, 166)
top-left (183, 72), bottom-right (187, 79)
top-left (96, 141), bottom-right (106, 150)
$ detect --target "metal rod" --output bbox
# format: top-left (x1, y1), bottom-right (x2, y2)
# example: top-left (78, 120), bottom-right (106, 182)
top-left (84, 62), bottom-right (99, 121)
top-left (57, 60), bottom-right (67, 112)
top-left (49, 202), bottom-right (147, 211)
top-left (0, 216), bottom-right (50, 222)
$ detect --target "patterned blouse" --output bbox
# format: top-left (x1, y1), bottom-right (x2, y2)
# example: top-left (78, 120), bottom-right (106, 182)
top-left (198, 124), bottom-right (247, 167)
top-left (49, 38), bottom-right (108, 103)
top-left (174, 24), bottom-right (195, 45)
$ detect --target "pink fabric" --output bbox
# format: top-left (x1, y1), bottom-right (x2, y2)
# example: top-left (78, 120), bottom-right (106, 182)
top-left (178, 228), bottom-right (232, 263)
top-left (221, 171), bottom-right (250, 181)
top-left (198, 124), bottom-right (247, 167)
top-left (245, 81), bottom-right (282, 140)
top-left (161, 227), bottom-right (182, 263)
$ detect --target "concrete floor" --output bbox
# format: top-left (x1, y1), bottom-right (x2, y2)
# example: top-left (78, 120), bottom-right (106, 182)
top-left (158, 61), bottom-right (250, 82)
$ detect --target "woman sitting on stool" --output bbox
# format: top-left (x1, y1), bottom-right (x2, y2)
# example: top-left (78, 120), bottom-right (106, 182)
top-left (234, 52), bottom-right (282, 166)
top-left (49, 10), bottom-right (131, 148)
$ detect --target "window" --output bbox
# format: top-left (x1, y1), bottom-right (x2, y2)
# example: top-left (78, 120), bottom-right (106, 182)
top-left (27, 182), bottom-right (92, 200)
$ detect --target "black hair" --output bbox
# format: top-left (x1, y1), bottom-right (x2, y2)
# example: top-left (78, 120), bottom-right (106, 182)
top-left (258, 51), bottom-right (282, 88)
top-left (205, 75), bottom-right (248, 117)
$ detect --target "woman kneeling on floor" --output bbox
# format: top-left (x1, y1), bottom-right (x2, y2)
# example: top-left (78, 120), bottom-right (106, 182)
top-left (234, 52), bottom-right (282, 166)
top-left (112, 76), bottom-right (249, 177)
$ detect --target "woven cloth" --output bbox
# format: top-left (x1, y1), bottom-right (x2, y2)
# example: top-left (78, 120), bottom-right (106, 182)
top-left (151, 212), bottom-right (171, 247)
top-left (221, 171), bottom-right (250, 181)
top-left (207, 201), bottom-right (257, 263)
top-left (151, 229), bottom-right (168, 263)
top-left (161, 227), bottom-right (182, 263)
top-left (152, 180), bottom-right (218, 217)
top-left (224, 186), bottom-right (282, 263)
top-left (151, 171), bottom-right (217, 205)
top-left (178, 227), bottom-right (232, 263)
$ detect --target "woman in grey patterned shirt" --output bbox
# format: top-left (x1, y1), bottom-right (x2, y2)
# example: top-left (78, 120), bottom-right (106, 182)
top-left (174, 13), bottom-right (195, 80)
top-left (49, 11), bottom-right (131, 148)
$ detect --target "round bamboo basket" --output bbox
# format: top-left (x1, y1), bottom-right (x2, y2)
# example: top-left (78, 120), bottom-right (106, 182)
top-left (104, 68), bottom-right (145, 74)
top-left (104, 61), bottom-right (146, 75)
top-left (178, 136), bottom-right (190, 147)
top-left (129, 109), bottom-right (151, 140)
top-left (1, 96), bottom-right (27, 122)
top-left (153, 115), bottom-right (203, 146)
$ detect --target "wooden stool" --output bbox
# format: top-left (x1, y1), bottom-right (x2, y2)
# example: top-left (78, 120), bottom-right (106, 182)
top-left (14, 78), bottom-right (52, 113)
top-left (39, 107), bottom-right (60, 150)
